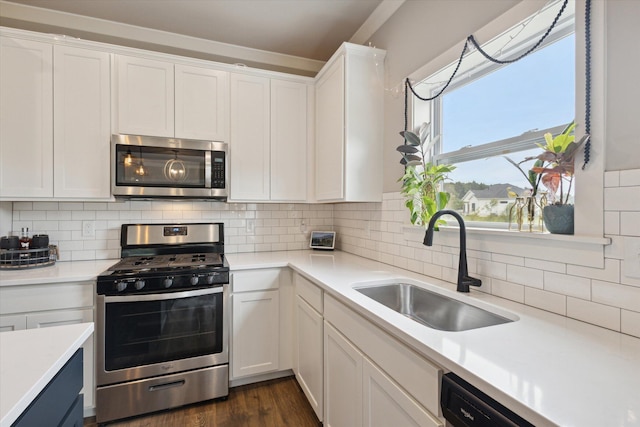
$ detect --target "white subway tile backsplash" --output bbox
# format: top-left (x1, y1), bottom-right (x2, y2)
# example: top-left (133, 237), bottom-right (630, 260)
top-left (567, 297), bottom-right (621, 331)
top-left (620, 212), bottom-right (640, 236)
top-left (604, 171), bottom-right (620, 187)
top-left (604, 211), bottom-right (620, 235)
top-left (566, 258), bottom-right (620, 283)
top-left (492, 253), bottom-right (525, 266)
top-left (33, 202), bottom-right (59, 211)
top-left (592, 280), bottom-right (640, 312)
top-left (506, 265), bottom-right (544, 289)
top-left (605, 187), bottom-right (640, 211)
top-left (525, 287), bottom-right (566, 315)
top-left (543, 271), bottom-right (591, 300)
top-left (621, 310), bottom-right (640, 338)
top-left (619, 169), bottom-right (640, 186)
top-left (492, 279), bottom-right (525, 303)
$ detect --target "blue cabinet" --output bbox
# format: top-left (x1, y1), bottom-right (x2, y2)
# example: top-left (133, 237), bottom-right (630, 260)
top-left (12, 349), bottom-right (83, 427)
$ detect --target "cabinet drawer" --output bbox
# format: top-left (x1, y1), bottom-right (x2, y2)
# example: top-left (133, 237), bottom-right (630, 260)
top-left (324, 294), bottom-right (442, 417)
top-left (232, 269), bottom-right (280, 293)
top-left (0, 282), bottom-right (94, 315)
top-left (295, 274), bottom-right (323, 313)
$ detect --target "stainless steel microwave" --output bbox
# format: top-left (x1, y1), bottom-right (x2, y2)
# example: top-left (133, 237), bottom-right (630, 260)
top-left (111, 134), bottom-right (227, 200)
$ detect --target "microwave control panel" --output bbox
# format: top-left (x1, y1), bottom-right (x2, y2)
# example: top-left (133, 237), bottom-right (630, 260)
top-left (211, 151), bottom-right (226, 189)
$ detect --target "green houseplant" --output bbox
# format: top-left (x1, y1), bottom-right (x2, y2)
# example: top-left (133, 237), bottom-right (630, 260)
top-left (397, 122), bottom-right (455, 228)
top-left (528, 121), bottom-right (588, 234)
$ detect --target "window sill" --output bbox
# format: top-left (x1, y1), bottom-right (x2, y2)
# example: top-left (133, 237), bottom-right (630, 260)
top-left (403, 224), bottom-right (611, 268)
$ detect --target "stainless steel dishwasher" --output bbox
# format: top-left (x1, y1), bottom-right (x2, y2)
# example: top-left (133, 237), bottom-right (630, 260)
top-left (441, 373), bottom-right (535, 427)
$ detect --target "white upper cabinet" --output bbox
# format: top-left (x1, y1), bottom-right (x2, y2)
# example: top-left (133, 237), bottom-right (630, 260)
top-left (315, 43), bottom-right (385, 202)
top-left (230, 73), bottom-right (310, 202)
top-left (116, 55), bottom-right (175, 137)
top-left (175, 64), bottom-right (228, 141)
top-left (54, 45), bottom-right (111, 199)
top-left (0, 37), bottom-right (53, 198)
top-left (229, 73), bottom-right (271, 201)
top-left (116, 55), bottom-right (229, 141)
top-left (0, 37), bottom-right (110, 200)
top-left (270, 79), bottom-right (308, 201)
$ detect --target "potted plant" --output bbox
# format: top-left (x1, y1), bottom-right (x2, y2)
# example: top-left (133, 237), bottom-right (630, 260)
top-left (396, 122), bottom-right (455, 228)
top-left (528, 121), bottom-right (589, 234)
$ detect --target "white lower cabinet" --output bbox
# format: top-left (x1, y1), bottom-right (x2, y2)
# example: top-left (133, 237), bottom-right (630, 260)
top-left (231, 289), bottom-right (280, 378)
top-left (324, 322), bottom-right (362, 427)
top-left (295, 294), bottom-right (324, 421)
top-left (363, 359), bottom-right (441, 427)
top-left (323, 294), bottom-right (444, 427)
top-left (231, 268), bottom-right (294, 381)
top-left (0, 281), bottom-right (95, 413)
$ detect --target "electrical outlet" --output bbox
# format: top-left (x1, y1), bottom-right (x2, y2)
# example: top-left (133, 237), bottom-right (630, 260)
top-left (82, 220), bottom-right (95, 237)
top-left (623, 237), bottom-right (640, 279)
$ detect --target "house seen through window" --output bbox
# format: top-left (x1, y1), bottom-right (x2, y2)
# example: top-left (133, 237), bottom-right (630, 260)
top-left (412, 0), bottom-right (575, 228)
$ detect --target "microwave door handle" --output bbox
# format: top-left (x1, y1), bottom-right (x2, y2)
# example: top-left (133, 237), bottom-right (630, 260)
top-left (103, 286), bottom-right (223, 303)
top-left (205, 150), bottom-right (212, 189)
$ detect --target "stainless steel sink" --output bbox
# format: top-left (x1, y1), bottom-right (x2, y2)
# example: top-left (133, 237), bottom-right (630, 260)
top-left (354, 283), bottom-right (513, 332)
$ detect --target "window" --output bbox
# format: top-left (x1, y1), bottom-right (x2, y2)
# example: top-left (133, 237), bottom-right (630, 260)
top-left (412, 0), bottom-right (575, 228)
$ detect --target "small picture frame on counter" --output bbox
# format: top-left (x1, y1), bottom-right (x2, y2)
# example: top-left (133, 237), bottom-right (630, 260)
top-left (309, 231), bottom-right (336, 250)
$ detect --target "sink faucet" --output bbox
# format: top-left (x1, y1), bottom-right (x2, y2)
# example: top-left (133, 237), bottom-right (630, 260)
top-left (423, 210), bottom-right (481, 293)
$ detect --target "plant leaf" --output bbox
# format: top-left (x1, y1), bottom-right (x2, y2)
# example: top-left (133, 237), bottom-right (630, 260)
top-left (396, 144), bottom-right (419, 154)
top-left (399, 130), bottom-right (420, 146)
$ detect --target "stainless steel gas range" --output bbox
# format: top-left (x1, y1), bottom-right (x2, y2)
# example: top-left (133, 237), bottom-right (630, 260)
top-left (95, 223), bottom-right (229, 424)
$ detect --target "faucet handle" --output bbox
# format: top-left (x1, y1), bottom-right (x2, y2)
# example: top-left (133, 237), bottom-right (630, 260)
top-left (462, 276), bottom-right (482, 287)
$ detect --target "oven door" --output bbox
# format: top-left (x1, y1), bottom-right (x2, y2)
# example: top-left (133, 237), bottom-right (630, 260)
top-left (96, 285), bottom-right (228, 386)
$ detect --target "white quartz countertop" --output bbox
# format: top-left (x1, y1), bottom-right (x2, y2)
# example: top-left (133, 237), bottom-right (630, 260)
top-left (0, 259), bottom-right (115, 286)
top-left (2, 252), bottom-right (639, 426)
top-left (227, 251), bottom-right (640, 427)
top-left (0, 323), bottom-right (94, 427)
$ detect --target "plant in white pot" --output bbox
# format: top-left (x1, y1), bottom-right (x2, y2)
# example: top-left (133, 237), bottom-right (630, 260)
top-left (528, 122), bottom-right (589, 234)
top-left (396, 122), bottom-right (455, 228)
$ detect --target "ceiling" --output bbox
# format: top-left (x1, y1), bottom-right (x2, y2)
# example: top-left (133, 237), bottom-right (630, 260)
top-left (0, 0), bottom-right (402, 75)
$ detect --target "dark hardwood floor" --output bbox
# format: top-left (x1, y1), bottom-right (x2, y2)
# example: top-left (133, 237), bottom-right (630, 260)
top-left (84, 376), bottom-right (320, 427)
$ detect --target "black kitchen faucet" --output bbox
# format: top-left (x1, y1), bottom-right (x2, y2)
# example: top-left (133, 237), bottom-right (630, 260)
top-left (423, 210), bottom-right (482, 293)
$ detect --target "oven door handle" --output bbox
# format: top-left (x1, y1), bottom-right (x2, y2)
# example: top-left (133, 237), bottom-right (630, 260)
top-left (103, 286), bottom-right (223, 303)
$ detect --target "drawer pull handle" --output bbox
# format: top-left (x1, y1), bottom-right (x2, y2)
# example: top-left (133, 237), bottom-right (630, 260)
top-left (148, 379), bottom-right (185, 392)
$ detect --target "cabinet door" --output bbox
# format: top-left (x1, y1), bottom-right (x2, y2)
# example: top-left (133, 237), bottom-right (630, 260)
top-left (295, 296), bottom-right (324, 421)
top-left (270, 79), bottom-right (307, 201)
top-left (229, 73), bottom-right (270, 200)
top-left (53, 46), bottom-right (111, 199)
top-left (363, 359), bottom-right (443, 427)
top-left (324, 322), bottom-right (363, 427)
top-left (26, 309), bottom-right (96, 412)
top-left (231, 289), bottom-right (279, 378)
top-left (315, 55), bottom-right (344, 201)
top-left (0, 37), bottom-right (53, 198)
top-left (116, 55), bottom-right (174, 137)
top-left (0, 314), bottom-right (27, 332)
top-left (175, 65), bottom-right (228, 141)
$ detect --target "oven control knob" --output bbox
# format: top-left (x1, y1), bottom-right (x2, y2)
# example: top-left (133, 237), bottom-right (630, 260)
top-left (190, 275), bottom-right (199, 286)
top-left (163, 277), bottom-right (174, 288)
top-left (206, 274), bottom-right (215, 284)
top-left (116, 281), bottom-right (128, 292)
top-left (135, 280), bottom-right (145, 290)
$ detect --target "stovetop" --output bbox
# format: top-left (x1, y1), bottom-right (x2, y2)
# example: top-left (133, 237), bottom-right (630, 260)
top-left (97, 222), bottom-right (229, 295)
top-left (108, 253), bottom-right (224, 273)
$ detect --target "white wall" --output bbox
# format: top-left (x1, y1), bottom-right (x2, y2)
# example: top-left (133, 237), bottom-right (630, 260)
top-left (605, 0), bottom-right (640, 171)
